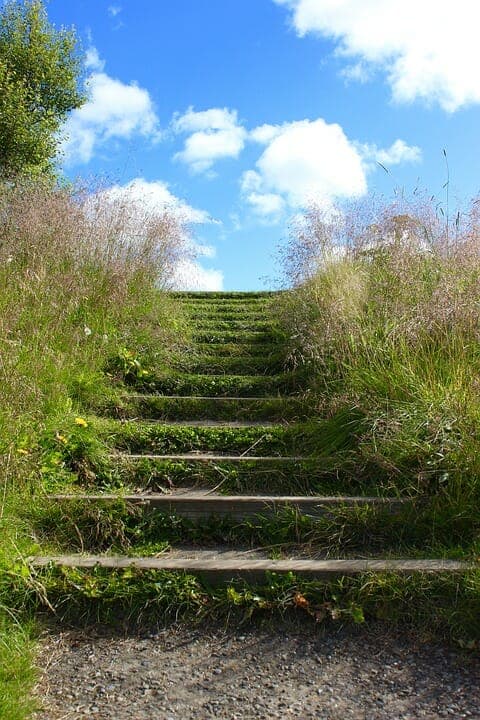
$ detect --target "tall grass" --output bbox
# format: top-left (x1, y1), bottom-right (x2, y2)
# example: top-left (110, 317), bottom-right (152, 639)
top-left (0, 179), bottom-right (190, 716)
top-left (279, 193), bottom-right (480, 508)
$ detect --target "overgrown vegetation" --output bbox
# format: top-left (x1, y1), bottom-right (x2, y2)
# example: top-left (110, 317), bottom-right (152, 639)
top-left (2, 4), bottom-right (480, 707)
top-left (0, 179), bottom-right (191, 717)
top-left (276, 192), bottom-right (480, 628)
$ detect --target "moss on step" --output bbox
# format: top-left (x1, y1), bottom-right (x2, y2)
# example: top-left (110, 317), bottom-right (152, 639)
top-left (194, 342), bottom-right (282, 357)
top-left (128, 371), bottom-right (304, 396)
top-left (194, 319), bottom-right (279, 333)
top-left (193, 330), bottom-right (280, 345)
top-left (14, 562), bottom-right (480, 642)
top-left (101, 419), bottom-right (298, 456)
top-left (30, 498), bottom-right (462, 558)
top-left (171, 353), bottom-right (287, 376)
top-left (103, 394), bottom-right (312, 422)
top-left (94, 455), bottom-right (391, 496)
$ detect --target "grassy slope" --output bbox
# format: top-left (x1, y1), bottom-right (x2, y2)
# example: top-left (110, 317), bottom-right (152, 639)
top-left (16, 290), bottom-right (480, 649)
top-left (0, 183), bottom-right (191, 718)
top-left (3, 190), bottom-right (480, 716)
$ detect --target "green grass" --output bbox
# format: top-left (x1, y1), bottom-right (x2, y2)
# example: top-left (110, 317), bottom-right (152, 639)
top-left (0, 616), bottom-right (37, 720)
top-left (66, 455), bottom-right (381, 496)
top-left (274, 193), bottom-right (480, 643)
top-left (194, 342), bottom-right (282, 357)
top-left (26, 497), bottom-right (480, 559)
top-left (170, 353), bottom-right (287, 375)
top-left (101, 394), bottom-right (313, 422)
top-left (0, 181), bottom-right (191, 716)
top-left (193, 330), bottom-right (281, 344)
top-left (7, 564), bottom-right (480, 643)
top-left (99, 418), bottom-right (298, 456)
top-left (129, 370), bottom-right (305, 396)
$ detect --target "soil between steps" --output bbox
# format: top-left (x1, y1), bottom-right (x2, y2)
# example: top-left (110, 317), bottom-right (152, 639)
top-left (33, 622), bottom-right (479, 720)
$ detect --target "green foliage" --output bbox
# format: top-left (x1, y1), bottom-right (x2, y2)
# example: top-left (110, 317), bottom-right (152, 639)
top-left (100, 418), bottom-right (299, 456)
top-left (0, 616), bottom-right (36, 720)
top-left (27, 498), bottom-right (480, 560)
top-left (172, 352), bottom-right (287, 375)
top-left (5, 564), bottom-right (480, 642)
top-left (131, 369), bottom-right (304, 396)
top-left (105, 393), bottom-right (312, 422)
top-left (0, 0), bottom-right (84, 178)
top-left (0, 180), bottom-right (189, 713)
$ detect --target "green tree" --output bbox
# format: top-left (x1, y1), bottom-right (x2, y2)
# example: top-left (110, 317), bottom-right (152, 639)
top-left (0, 0), bottom-right (84, 178)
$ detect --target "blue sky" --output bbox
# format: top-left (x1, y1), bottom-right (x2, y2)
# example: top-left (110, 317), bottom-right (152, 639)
top-left (45, 0), bottom-right (480, 290)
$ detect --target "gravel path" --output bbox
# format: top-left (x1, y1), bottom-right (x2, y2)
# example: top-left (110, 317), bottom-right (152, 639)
top-left (34, 622), bottom-right (479, 719)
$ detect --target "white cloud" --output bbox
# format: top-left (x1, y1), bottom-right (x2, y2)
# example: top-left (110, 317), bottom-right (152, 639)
top-left (240, 169), bottom-right (285, 218)
top-left (243, 118), bottom-right (366, 213)
top-left (275, 0), bottom-right (480, 111)
top-left (84, 47), bottom-right (105, 72)
top-left (246, 192), bottom-right (286, 217)
top-left (171, 260), bottom-right (224, 291)
top-left (98, 178), bottom-right (214, 225)
top-left (173, 107), bottom-right (247, 174)
top-left (195, 243), bottom-right (217, 259)
top-left (92, 179), bottom-right (222, 291)
top-left (242, 118), bottom-right (420, 216)
top-left (250, 123), bottom-right (286, 144)
top-left (361, 139), bottom-right (422, 167)
top-left (108, 5), bottom-right (122, 17)
top-left (62, 55), bottom-right (161, 165)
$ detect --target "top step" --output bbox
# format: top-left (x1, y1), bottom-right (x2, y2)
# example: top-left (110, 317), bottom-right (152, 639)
top-left (172, 291), bottom-right (278, 300)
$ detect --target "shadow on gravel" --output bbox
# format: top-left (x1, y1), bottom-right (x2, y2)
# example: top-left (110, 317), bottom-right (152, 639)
top-left (33, 619), bottom-right (479, 720)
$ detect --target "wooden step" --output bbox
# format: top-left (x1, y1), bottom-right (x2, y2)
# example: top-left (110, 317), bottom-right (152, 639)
top-left (111, 453), bottom-right (308, 462)
top-left (187, 311), bottom-right (266, 320)
top-left (46, 493), bottom-right (409, 519)
top-left (127, 395), bottom-right (295, 402)
top-left (139, 420), bottom-right (280, 427)
top-left (173, 291), bottom-right (277, 300)
top-left (113, 395), bottom-right (308, 422)
top-left (192, 331), bottom-right (277, 344)
top-left (142, 371), bottom-right (301, 397)
top-left (195, 320), bottom-right (276, 331)
top-left (173, 355), bottom-right (285, 376)
top-left (29, 552), bottom-right (472, 584)
top-left (194, 342), bottom-right (282, 357)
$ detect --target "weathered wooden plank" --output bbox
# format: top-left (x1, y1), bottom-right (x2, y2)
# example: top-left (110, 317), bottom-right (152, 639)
top-left (29, 553), bottom-right (473, 585)
top-left (47, 493), bottom-right (410, 520)
top-left (112, 453), bottom-right (308, 462)
top-left (127, 395), bottom-right (293, 402)
top-left (135, 420), bottom-right (280, 428)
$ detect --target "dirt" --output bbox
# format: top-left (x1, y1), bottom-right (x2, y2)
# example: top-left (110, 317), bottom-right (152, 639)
top-left (33, 621), bottom-right (480, 719)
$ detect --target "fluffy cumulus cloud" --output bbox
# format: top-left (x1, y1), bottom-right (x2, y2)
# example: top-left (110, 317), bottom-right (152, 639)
top-left (99, 178), bottom-right (213, 225)
top-left (242, 118), bottom-right (420, 217)
top-left (94, 179), bottom-right (222, 290)
top-left (361, 139), bottom-right (422, 168)
top-left (171, 260), bottom-right (224, 291)
top-left (62, 51), bottom-right (161, 165)
top-left (173, 107), bottom-right (247, 174)
top-left (275, 0), bottom-right (480, 111)
top-left (243, 118), bottom-right (365, 215)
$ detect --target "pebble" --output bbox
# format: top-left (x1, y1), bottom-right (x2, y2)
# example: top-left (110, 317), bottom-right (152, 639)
top-left (33, 621), bottom-right (480, 720)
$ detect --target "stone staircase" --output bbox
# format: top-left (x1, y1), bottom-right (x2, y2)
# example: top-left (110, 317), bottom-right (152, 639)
top-left (30, 292), bottom-right (471, 585)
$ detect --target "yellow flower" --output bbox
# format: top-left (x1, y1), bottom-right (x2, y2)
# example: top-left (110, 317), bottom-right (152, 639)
top-left (74, 417), bottom-right (88, 428)
top-left (55, 433), bottom-right (68, 444)
top-left (17, 448), bottom-right (29, 456)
